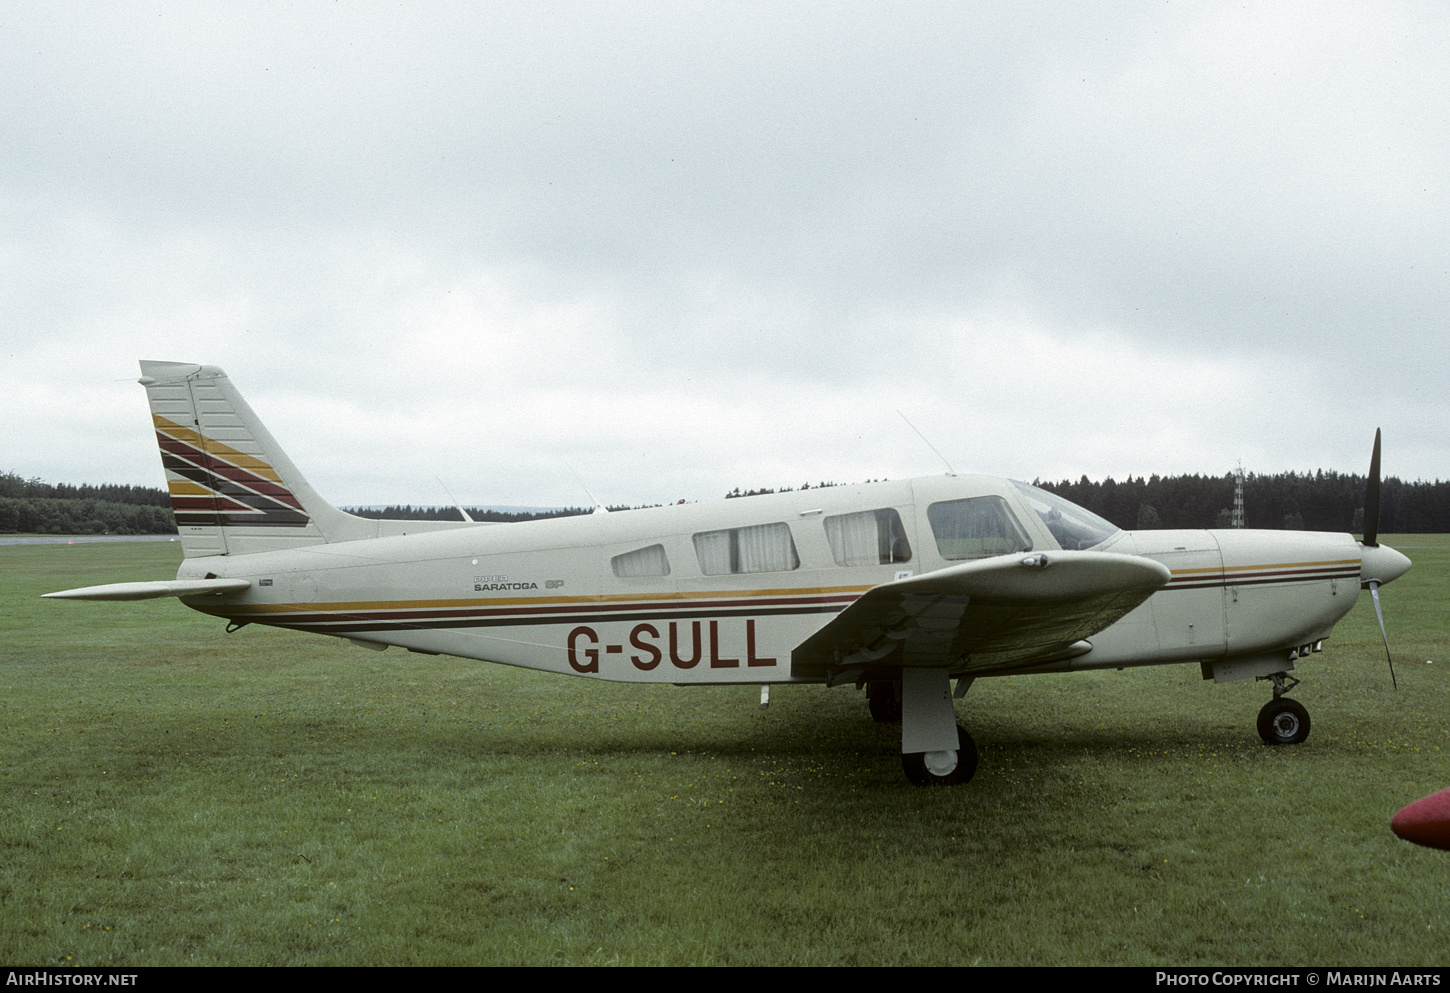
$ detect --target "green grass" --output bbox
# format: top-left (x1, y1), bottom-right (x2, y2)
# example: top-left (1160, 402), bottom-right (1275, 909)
top-left (2, 536), bottom-right (1448, 965)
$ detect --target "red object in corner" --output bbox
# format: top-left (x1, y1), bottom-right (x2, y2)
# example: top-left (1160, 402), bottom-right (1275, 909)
top-left (1391, 788), bottom-right (1450, 850)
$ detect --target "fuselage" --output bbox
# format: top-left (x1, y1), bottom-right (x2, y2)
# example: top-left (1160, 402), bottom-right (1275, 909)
top-left (175, 473), bottom-right (1388, 685)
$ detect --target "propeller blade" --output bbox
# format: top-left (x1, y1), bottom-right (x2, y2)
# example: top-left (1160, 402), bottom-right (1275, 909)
top-left (1368, 580), bottom-right (1398, 691)
top-left (1363, 428), bottom-right (1382, 547)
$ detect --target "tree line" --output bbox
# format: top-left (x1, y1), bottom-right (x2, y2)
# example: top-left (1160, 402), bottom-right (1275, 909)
top-left (0, 472), bottom-right (176, 534)
top-left (0, 471), bottom-right (171, 507)
top-left (4, 468), bottom-right (1449, 535)
top-left (1035, 471), bottom-right (1450, 534)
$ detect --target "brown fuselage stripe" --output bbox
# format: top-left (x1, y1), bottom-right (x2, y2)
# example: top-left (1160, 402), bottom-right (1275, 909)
top-left (194, 592), bottom-right (860, 632)
top-left (1167, 562), bottom-right (1360, 590)
top-left (196, 556), bottom-right (1365, 634)
top-left (216, 591), bottom-right (862, 622)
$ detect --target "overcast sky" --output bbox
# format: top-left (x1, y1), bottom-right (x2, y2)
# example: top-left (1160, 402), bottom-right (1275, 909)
top-left (3, 1), bottom-right (1447, 508)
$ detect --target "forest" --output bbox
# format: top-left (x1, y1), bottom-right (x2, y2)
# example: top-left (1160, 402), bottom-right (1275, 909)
top-left (1035, 471), bottom-right (1450, 533)
top-left (3, 469), bottom-right (1447, 535)
top-left (0, 472), bottom-right (176, 534)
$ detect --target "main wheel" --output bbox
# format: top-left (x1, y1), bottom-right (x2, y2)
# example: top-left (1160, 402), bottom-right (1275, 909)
top-left (902, 725), bottom-right (979, 785)
top-left (867, 681), bottom-right (902, 723)
top-left (1257, 698), bottom-right (1311, 745)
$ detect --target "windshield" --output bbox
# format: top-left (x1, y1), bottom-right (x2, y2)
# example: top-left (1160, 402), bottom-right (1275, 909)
top-left (1010, 481), bottom-right (1121, 551)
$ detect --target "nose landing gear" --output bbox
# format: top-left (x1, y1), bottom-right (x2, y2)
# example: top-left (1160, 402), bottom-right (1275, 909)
top-left (1256, 672), bottom-right (1311, 745)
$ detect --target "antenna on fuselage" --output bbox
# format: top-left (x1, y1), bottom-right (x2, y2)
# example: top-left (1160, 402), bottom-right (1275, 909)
top-left (897, 410), bottom-right (956, 475)
top-left (435, 476), bottom-right (476, 523)
top-left (565, 462), bottom-right (609, 515)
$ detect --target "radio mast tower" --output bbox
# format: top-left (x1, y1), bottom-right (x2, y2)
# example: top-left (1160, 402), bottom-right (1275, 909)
top-left (1232, 462), bottom-right (1246, 528)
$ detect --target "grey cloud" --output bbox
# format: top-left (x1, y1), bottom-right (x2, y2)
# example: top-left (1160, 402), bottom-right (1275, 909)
top-left (2, 2), bottom-right (1447, 501)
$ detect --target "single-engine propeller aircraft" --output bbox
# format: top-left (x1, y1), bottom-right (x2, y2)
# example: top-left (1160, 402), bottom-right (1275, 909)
top-left (46, 361), bottom-right (1413, 785)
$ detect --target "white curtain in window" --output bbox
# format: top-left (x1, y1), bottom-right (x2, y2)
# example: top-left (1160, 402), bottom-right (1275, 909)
top-left (693, 530), bottom-right (733, 576)
top-left (612, 544), bottom-right (670, 578)
top-left (825, 511), bottom-right (881, 567)
top-left (736, 522), bottom-right (798, 573)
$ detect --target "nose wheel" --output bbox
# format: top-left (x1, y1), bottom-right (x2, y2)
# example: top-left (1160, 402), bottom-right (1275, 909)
top-left (1257, 697), bottom-right (1311, 745)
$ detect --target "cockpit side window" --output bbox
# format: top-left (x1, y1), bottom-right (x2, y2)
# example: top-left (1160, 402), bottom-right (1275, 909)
top-left (823, 508), bottom-right (912, 566)
top-left (926, 496), bottom-right (1032, 560)
top-left (1009, 480), bottom-right (1121, 551)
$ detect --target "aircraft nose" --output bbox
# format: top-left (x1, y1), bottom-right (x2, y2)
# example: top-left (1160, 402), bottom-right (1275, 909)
top-left (1361, 543), bottom-right (1412, 587)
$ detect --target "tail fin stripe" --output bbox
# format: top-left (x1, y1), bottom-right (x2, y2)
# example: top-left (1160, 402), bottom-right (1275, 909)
top-left (152, 415), bottom-right (284, 484)
top-left (169, 496), bottom-right (257, 513)
top-left (155, 432), bottom-right (307, 512)
top-left (159, 454), bottom-right (310, 527)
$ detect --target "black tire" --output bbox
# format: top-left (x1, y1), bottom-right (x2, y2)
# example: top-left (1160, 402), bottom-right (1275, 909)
top-left (867, 681), bottom-right (902, 723)
top-left (902, 725), bottom-right (979, 786)
top-left (1257, 698), bottom-right (1311, 745)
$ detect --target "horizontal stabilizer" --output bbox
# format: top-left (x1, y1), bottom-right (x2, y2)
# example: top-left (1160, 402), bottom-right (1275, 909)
top-left (43, 578), bottom-right (252, 601)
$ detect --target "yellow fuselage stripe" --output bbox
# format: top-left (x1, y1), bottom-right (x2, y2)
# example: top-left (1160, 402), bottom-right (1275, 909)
top-left (1170, 558), bottom-right (1359, 577)
top-left (222, 583), bottom-right (878, 614)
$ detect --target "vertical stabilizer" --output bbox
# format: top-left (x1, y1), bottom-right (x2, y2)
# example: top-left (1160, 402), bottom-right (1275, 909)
top-left (138, 361), bottom-right (366, 557)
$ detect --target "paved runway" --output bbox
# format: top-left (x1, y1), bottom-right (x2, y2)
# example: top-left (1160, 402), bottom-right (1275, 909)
top-left (0, 534), bottom-right (180, 546)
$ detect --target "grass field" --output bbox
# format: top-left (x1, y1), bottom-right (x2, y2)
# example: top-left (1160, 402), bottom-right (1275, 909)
top-left (3, 536), bottom-right (1449, 966)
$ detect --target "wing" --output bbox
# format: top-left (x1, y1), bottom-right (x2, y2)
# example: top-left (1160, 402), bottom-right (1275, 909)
top-left (790, 551), bottom-right (1171, 682)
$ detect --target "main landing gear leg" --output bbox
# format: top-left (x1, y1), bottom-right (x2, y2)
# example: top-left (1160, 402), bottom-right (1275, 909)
top-left (1256, 672), bottom-right (1311, 745)
top-left (899, 667), bottom-right (978, 786)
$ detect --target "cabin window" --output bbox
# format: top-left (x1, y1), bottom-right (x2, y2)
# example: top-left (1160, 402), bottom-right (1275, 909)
top-left (823, 509), bottom-right (912, 566)
top-left (1009, 480), bottom-right (1120, 550)
top-left (611, 544), bottom-right (671, 578)
top-left (927, 496), bottom-right (1033, 560)
top-left (693, 522), bottom-right (800, 575)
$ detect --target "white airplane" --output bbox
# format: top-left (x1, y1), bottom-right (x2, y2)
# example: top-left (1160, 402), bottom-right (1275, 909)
top-left (46, 361), bottom-right (1413, 785)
